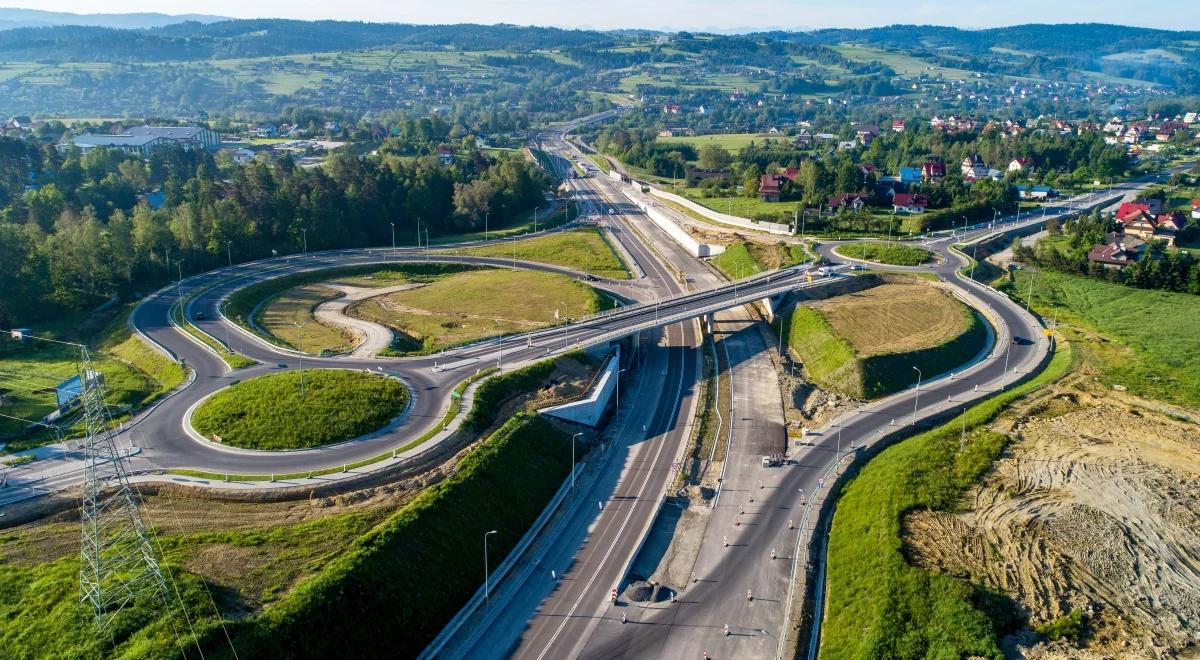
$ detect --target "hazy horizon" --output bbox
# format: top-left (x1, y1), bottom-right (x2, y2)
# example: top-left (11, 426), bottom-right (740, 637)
top-left (7, 1), bottom-right (1199, 32)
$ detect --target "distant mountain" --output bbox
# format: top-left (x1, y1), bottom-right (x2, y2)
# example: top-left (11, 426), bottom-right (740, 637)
top-left (0, 7), bottom-right (227, 30)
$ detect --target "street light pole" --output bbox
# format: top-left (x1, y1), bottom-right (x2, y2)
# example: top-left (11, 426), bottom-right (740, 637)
top-left (571, 432), bottom-right (582, 490)
top-left (390, 222), bottom-right (395, 255)
top-left (485, 211), bottom-right (489, 241)
top-left (174, 259), bottom-right (185, 321)
top-left (484, 529), bottom-right (498, 607)
top-left (911, 366), bottom-right (922, 426)
top-left (301, 228), bottom-right (307, 256)
top-left (226, 241), bottom-right (232, 270)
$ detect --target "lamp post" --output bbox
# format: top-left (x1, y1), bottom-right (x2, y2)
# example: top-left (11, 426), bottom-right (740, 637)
top-left (571, 432), bottom-right (582, 490)
top-left (294, 322), bottom-right (306, 397)
top-left (174, 259), bottom-right (185, 322)
top-left (301, 228), bottom-right (307, 256)
top-left (485, 211), bottom-right (489, 241)
top-left (390, 222), bottom-right (395, 255)
top-left (484, 529), bottom-right (498, 607)
top-left (226, 241), bottom-right (233, 270)
top-left (911, 366), bottom-right (922, 426)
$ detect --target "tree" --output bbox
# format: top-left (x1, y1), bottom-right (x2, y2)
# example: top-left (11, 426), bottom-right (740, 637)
top-left (698, 144), bottom-right (732, 171)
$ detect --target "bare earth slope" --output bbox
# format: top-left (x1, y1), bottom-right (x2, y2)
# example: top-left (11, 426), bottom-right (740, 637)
top-left (905, 377), bottom-right (1200, 657)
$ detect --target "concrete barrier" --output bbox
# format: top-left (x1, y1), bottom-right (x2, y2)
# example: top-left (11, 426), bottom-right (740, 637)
top-left (647, 186), bottom-right (792, 236)
top-left (540, 348), bottom-right (620, 427)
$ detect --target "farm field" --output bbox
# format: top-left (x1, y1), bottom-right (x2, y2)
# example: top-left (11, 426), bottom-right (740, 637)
top-left (350, 269), bottom-right (613, 353)
top-left (833, 43), bottom-right (974, 79)
top-left (657, 132), bottom-right (792, 155)
top-left (452, 228), bottom-right (631, 280)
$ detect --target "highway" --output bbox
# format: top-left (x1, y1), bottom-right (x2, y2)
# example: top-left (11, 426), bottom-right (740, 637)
top-left (2, 105), bottom-right (1189, 659)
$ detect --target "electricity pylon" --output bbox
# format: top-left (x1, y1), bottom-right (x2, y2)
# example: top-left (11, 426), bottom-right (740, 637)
top-left (77, 346), bottom-right (168, 627)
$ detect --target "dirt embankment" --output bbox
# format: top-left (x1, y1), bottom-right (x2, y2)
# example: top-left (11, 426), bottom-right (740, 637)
top-left (904, 376), bottom-right (1200, 658)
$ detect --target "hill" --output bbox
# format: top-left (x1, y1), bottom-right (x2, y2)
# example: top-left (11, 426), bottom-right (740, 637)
top-left (0, 8), bottom-right (227, 30)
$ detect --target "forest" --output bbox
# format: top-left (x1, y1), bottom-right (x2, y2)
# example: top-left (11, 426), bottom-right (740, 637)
top-left (0, 136), bottom-right (549, 328)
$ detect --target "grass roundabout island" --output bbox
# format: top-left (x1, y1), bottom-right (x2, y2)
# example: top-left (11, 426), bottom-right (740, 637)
top-left (836, 242), bottom-right (935, 266)
top-left (191, 369), bottom-right (409, 450)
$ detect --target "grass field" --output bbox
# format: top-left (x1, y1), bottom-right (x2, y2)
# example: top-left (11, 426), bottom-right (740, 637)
top-left (351, 269), bottom-right (614, 354)
top-left (833, 43), bottom-right (973, 79)
top-left (657, 132), bottom-right (791, 155)
top-left (711, 240), bottom-right (808, 279)
top-left (1006, 270), bottom-right (1200, 408)
top-left (836, 242), bottom-right (935, 266)
top-left (452, 228), bottom-right (631, 280)
top-left (0, 308), bottom-right (185, 449)
top-left (191, 370), bottom-right (408, 450)
top-left (257, 284), bottom-right (356, 354)
top-left (822, 342), bottom-right (1073, 659)
top-left (785, 281), bottom-right (986, 398)
top-left (680, 187), bottom-right (803, 220)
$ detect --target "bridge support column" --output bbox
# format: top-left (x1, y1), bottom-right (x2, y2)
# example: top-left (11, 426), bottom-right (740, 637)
top-left (704, 313), bottom-right (715, 335)
top-left (759, 293), bottom-right (787, 323)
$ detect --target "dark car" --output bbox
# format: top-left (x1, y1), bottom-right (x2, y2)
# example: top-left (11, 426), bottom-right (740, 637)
top-left (195, 312), bottom-right (205, 320)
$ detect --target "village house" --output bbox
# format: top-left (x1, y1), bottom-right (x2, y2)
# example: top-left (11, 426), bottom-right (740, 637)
top-left (827, 193), bottom-right (869, 213)
top-left (891, 193), bottom-right (929, 214)
top-left (1007, 157), bottom-right (1034, 173)
top-left (1116, 202), bottom-right (1185, 246)
top-left (961, 154), bottom-right (988, 179)
top-left (758, 174), bottom-right (783, 202)
top-left (1192, 199), bottom-right (1200, 220)
top-left (435, 145), bottom-right (455, 165)
top-left (921, 160), bottom-right (946, 183)
top-left (1087, 235), bottom-right (1144, 268)
top-left (891, 119), bottom-right (906, 133)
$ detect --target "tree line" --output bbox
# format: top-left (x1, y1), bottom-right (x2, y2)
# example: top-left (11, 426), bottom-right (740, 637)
top-left (0, 138), bottom-right (550, 327)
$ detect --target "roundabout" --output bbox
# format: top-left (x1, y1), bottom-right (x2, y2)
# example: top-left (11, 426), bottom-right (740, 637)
top-left (189, 369), bottom-right (410, 451)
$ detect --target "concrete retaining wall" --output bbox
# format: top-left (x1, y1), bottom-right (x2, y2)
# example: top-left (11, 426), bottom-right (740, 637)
top-left (647, 187), bottom-right (792, 236)
top-left (540, 347), bottom-right (620, 427)
top-left (620, 187), bottom-right (725, 258)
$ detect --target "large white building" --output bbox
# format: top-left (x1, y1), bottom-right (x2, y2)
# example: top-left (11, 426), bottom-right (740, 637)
top-left (58, 126), bottom-right (219, 156)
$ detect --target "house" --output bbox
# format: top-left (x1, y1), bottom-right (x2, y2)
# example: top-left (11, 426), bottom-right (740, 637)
top-left (1087, 239), bottom-right (1141, 268)
top-left (758, 174), bottom-right (784, 202)
top-left (250, 124), bottom-right (278, 138)
top-left (58, 125), bottom-right (219, 156)
top-left (961, 154), bottom-right (988, 179)
top-left (435, 145), bottom-right (455, 165)
top-left (793, 131), bottom-right (813, 148)
top-left (219, 147), bottom-right (256, 164)
top-left (657, 129), bottom-right (675, 138)
top-left (855, 124), bottom-right (879, 145)
top-left (892, 193), bottom-right (929, 214)
top-left (1118, 209), bottom-right (1185, 246)
top-left (1007, 157), bottom-right (1034, 173)
top-left (661, 103), bottom-right (681, 114)
top-left (1192, 199), bottom-right (1200, 220)
top-left (891, 119), bottom-right (906, 133)
top-left (899, 167), bottom-right (923, 185)
top-left (827, 193), bottom-right (869, 212)
top-left (921, 160), bottom-right (946, 183)
top-left (1015, 184), bottom-right (1054, 200)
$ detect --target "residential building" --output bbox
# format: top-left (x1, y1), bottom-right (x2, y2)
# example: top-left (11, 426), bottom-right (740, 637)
top-left (59, 125), bottom-right (219, 156)
top-left (1118, 208), bottom-right (1185, 246)
top-left (1007, 157), bottom-right (1033, 173)
top-left (921, 160), bottom-right (946, 183)
top-left (827, 193), bottom-right (869, 213)
top-left (758, 174), bottom-right (782, 202)
top-left (1087, 239), bottom-right (1141, 268)
top-left (892, 193), bottom-right (929, 214)
top-left (1192, 199), bottom-right (1200, 220)
top-left (435, 145), bottom-right (455, 165)
top-left (891, 119), bottom-right (906, 133)
top-left (1015, 184), bottom-right (1054, 200)
top-left (961, 154), bottom-right (988, 179)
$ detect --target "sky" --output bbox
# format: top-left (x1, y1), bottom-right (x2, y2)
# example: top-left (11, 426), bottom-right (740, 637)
top-left (23, 0), bottom-right (1200, 31)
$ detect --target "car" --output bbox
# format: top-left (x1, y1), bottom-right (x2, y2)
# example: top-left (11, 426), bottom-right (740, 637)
top-left (195, 312), bottom-right (205, 320)
top-left (1012, 335), bottom-right (1023, 344)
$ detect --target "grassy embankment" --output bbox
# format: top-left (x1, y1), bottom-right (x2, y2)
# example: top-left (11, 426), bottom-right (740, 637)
top-left (784, 281), bottom-right (987, 399)
top-left (1, 408), bottom-right (574, 659)
top-left (1, 355), bottom-right (585, 657)
top-left (353, 269), bottom-right (615, 355)
top-left (836, 241), bottom-right (935, 266)
top-left (190, 370), bottom-right (409, 450)
top-left (711, 240), bottom-right (809, 279)
top-left (1006, 270), bottom-right (1200, 408)
top-left (0, 307), bottom-right (185, 450)
top-left (168, 300), bottom-right (258, 370)
top-left (822, 341), bottom-right (1073, 659)
top-left (452, 227), bottom-right (632, 280)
